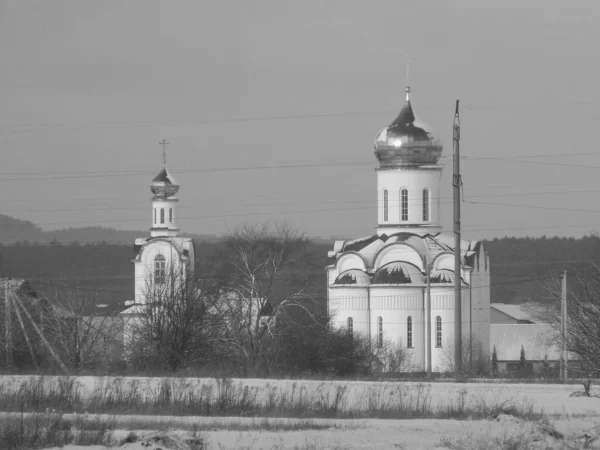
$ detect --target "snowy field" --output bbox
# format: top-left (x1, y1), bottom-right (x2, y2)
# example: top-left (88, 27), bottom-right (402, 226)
top-left (1, 376), bottom-right (600, 449)
top-left (1, 375), bottom-right (599, 416)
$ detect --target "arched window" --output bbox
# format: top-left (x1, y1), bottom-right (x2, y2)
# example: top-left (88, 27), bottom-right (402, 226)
top-left (401, 189), bottom-right (408, 221)
top-left (154, 254), bottom-right (166, 284)
top-left (377, 316), bottom-right (383, 348)
top-left (160, 208), bottom-right (165, 224)
top-left (436, 316), bottom-right (442, 348)
top-left (407, 316), bottom-right (413, 348)
top-left (383, 190), bottom-right (388, 222)
top-left (347, 317), bottom-right (353, 336)
top-left (169, 208), bottom-right (173, 223)
top-left (422, 189), bottom-right (429, 221)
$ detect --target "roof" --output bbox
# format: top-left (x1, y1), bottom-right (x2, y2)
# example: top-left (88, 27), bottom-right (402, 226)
top-left (0, 278), bottom-right (37, 298)
top-left (372, 261), bottom-right (424, 285)
top-left (491, 303), bottom-right (536, 322)
top-left (333, 269), bottom-right (371, 286)
top-left (334, 231), bottom-right (480, 269)
top-left (133, 236), bottom-right (194, 261)
top-left (152, 167), bottom-right (179, 185)
top-left (490, 324), bottom-right (574, 361)
top-left (373, 97), bottom-right (443, 166)
top-left (150, 166), bottom-right (180, 198)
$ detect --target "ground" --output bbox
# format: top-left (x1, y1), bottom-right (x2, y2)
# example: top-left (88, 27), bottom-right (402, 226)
top-left (1, 376), bottom-right (599, 449)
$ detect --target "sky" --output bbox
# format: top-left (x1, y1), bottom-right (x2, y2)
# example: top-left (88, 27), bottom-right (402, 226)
top-left (1, 0), bottom-right (600, 240)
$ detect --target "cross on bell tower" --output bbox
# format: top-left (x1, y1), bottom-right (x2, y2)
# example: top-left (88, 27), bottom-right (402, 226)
top-left (159, 139), bottom-right (169, 168)
top-left (401, 53), bottom-right (416, 101)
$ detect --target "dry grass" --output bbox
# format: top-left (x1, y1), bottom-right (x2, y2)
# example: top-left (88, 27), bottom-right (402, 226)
top-left (0, 376), bottom-right (544, 421)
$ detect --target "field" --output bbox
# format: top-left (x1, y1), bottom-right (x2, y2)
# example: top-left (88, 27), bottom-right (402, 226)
top-left (0, 376), bottom-right (599, 449)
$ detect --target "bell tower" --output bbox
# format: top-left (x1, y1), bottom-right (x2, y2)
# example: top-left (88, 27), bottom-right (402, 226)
top-left (150, 139), bottom-right (180, 238)
top-left (373, 86), bottom-right (444, 236)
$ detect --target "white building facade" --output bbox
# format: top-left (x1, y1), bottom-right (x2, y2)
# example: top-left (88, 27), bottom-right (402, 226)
top-left (326, 86), bottom-right (490, 373)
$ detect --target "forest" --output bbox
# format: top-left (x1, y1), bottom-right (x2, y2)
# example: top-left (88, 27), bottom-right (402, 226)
top-left (2, 213), bottom-right (600, 309)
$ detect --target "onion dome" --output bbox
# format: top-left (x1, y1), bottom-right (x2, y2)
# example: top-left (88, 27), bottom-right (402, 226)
top-left (333, 269), bottom-right (371, 286)
top-left (372, 261), bottom-right (424, 285)
top-left (150, 166), bottom-right (179, 199)
top-left (374, 87), bottom-right (442, 166)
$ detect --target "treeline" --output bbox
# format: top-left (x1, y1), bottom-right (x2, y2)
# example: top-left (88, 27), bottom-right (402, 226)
top-left (484, 235), bottom-right (600, 304)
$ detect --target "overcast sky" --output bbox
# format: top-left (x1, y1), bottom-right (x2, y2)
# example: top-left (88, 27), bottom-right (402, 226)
top-left (1, 0), bottom-right (599, 240)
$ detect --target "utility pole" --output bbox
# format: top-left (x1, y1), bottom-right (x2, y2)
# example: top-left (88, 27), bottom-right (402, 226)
top-left (453, 100), bottom-right (462, 379)
top-left (560, 271), bottom-right (568, 381)
top-left (426, 258), bottom-right (432, 377)
top-left (4, 277), bottom-right (12, 367)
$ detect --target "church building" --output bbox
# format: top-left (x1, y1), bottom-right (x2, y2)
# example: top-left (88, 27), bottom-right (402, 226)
top-left (121, 152), bottom-right (195, 354)
top-left (130, 158), bottom-right (195, 304)
top-left (326, 85), bottom-right (490, 373)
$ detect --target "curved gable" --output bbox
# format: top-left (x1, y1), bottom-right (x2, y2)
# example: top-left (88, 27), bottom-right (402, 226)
top-left (373, 243), bottom-right (425, 271)
top-left (336, 252), bottom-right (367, 273)
top-left (432, 252), bottom-right (454, 271)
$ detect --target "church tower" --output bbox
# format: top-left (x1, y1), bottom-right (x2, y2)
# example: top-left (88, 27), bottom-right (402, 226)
top-left (150, 143), bottom-right (180, 238)
top-left (374, 86), bottom-right (443, 235)
top-left (128, 143), bottom-right (195, 305)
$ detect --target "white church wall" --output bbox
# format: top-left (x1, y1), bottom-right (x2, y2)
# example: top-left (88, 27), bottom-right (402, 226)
top-left (134, 241), bottom-right (185, 304)
top-left (369, 287), bottom-right (424, 368)
top-left (329, 287), bottom-right (370, 336)
top-left (376, 167), bottom-right (442, 230)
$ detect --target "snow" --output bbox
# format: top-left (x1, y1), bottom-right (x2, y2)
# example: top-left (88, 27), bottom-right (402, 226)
top-left (36, 416), bottom-right (600, 450)
top-left (2, 376), bottom-right (599, 417)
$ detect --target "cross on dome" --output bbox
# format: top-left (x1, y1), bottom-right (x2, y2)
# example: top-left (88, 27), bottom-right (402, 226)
top-left (159, 139), bottom-right (169, 168)
top-left (401, 53), bottom-right (416, 102)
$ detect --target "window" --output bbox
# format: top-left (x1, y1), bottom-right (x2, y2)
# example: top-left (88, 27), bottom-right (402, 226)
top-left (169, 208), bottom-right (173, 223)
top-left (435, 316), bottom-right (442, 348)
top-left (347, 317), bottom-right (353, 335)
top-left (154, 208), bottom-right (157, 224)
top-left (154, 254), bottom-right (166, 284)
top-left (401, 189), bottom-right (408, 221)
top-left (407, 316), bottom-right (413, 348)
top-left (423, 189), bottom-right (429, 221)
top-left (383, 190), bottom-right (388, 222)
top-left (377, 316), bottom-right (383, 348)
top-left (160, 208), bottom-right (165, 224)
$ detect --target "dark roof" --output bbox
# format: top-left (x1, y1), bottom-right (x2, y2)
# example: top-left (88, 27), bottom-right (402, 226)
top-left (333, 269), bottom-right (370, 286)
top-left (152, 167), bottom-right (176, 184)
top-left (372, 262), bottom-right (421, 285)
top-left (386, 101), bottom-right (431, 141)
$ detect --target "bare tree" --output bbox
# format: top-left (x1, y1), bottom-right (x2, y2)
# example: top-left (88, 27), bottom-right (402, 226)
top-left (126, 261), bottom-right (223, 372)
top-left (439, 335), bottom-right (479, 376)
top-left (43, 286), bottom-right (122, 374)
top-left (213, 223), bottom-right (316, 376)
top-left (530, 264), bottom-right (600, 374)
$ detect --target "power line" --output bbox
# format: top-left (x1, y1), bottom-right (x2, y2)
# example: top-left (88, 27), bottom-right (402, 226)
top-left (2, 149), bottom-right (599, 182)
top-left (7, 185), bottom-right (600, 215)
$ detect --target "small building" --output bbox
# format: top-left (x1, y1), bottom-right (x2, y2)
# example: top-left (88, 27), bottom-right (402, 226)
top-left (490, 303), bottom-right (536, 324)
top-left (490, 324), bottom-right (577, 375)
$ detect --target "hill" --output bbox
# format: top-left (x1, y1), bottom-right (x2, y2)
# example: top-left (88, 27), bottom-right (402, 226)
top-left (0, 214), bottom-right (220, 245)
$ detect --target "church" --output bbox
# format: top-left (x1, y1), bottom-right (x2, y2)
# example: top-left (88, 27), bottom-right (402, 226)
top-left (121, 154), bottom-right (195, 353)
top-left (326, 85), bottom-right (491, 373)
